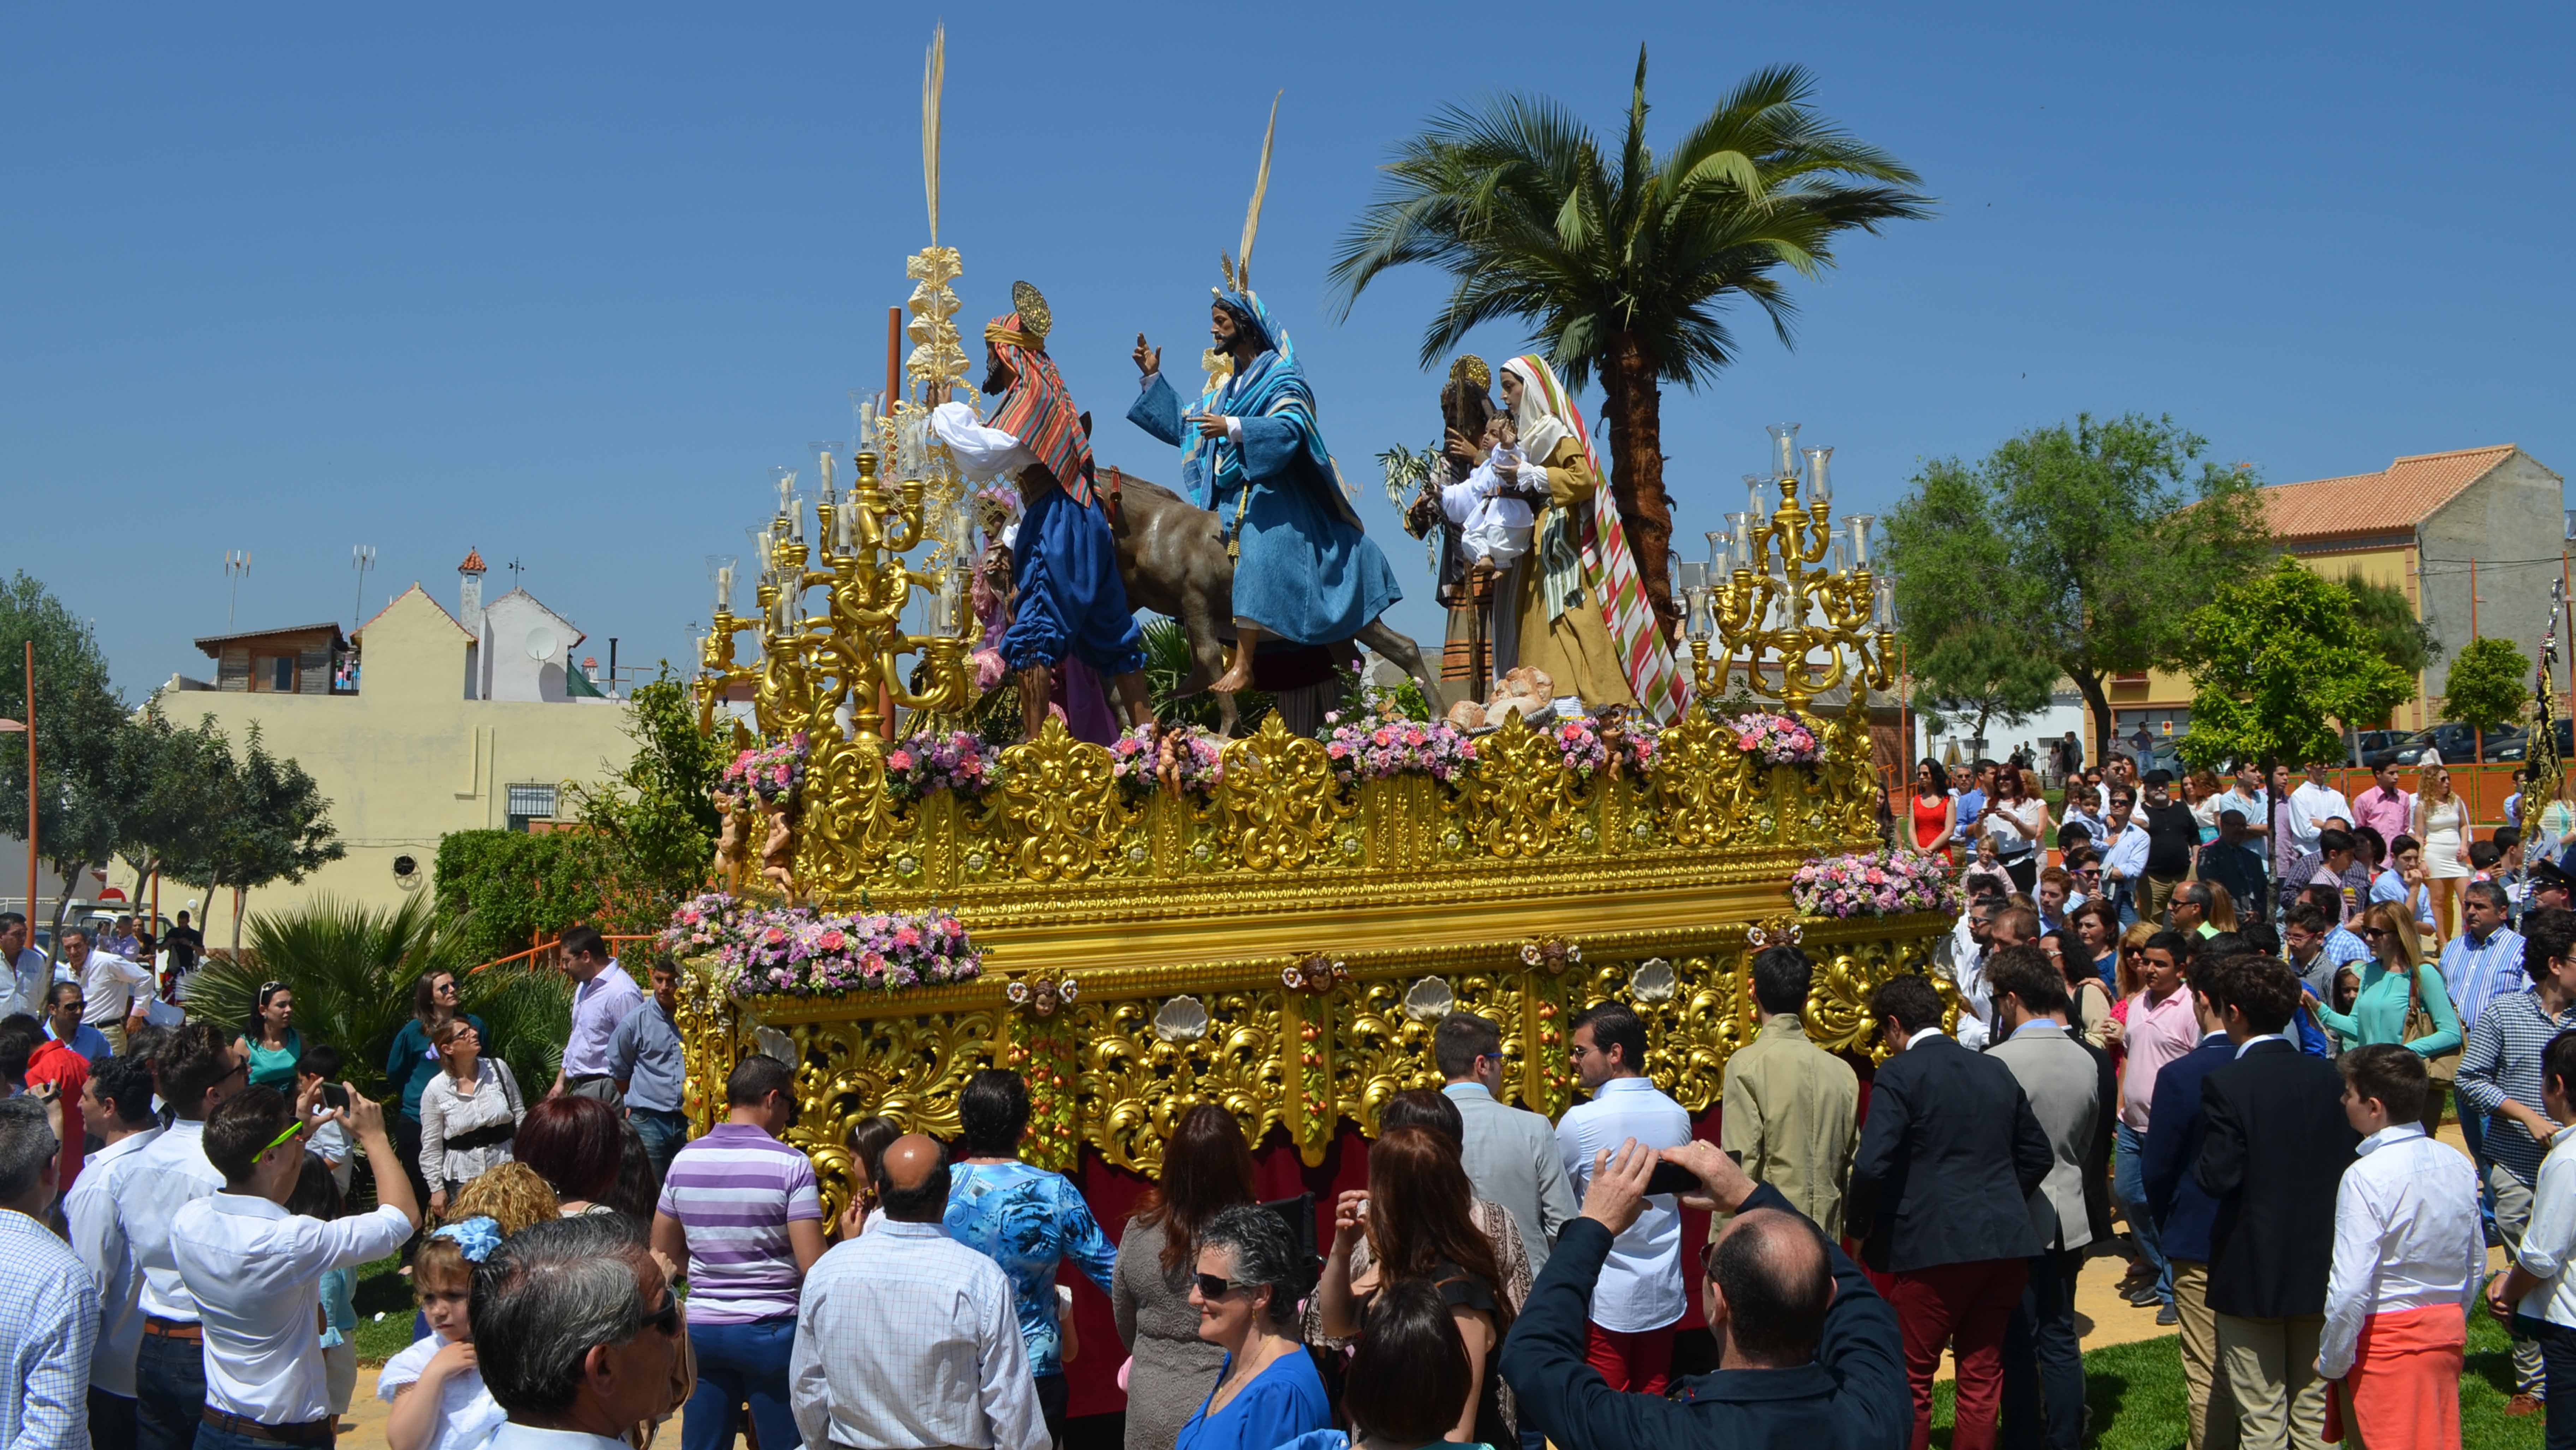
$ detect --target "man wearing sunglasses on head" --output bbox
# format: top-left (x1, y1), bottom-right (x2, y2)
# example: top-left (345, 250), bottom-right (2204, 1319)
top-left (172, 1078), bottom-right (417, 1450)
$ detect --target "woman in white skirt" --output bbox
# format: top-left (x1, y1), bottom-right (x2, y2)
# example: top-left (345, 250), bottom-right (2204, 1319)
top-left (2413, 761), bottom-right (2470, 946)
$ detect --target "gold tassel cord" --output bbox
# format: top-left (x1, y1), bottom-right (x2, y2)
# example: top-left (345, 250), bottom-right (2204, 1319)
top-left (922, 25), bottom-right (945, 245)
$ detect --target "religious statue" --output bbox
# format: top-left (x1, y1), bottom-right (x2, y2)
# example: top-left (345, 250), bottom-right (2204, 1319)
top-left (758, 795), bottom-right (797, 899)
top-left (930, 281), bottom-right (1157, 742)
top-left (1493, 355), bottom-right (1686, 719)
top-left (1404, 356), bottom-right (1505, 702)
top-left (710, 786), bottom-right (748, 894)
top-left (1124, 102), bottom-right (1404, 699)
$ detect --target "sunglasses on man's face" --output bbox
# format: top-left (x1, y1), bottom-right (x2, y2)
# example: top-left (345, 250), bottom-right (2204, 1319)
top-left (641, 1295), bottom-right (683, 1337)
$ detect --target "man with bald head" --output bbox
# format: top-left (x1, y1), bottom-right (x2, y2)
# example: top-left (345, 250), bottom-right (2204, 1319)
top-left (791, 1134), bottom-right (1046, 1450)
top-left (1498, 1136), bottom-right (1905, 1447)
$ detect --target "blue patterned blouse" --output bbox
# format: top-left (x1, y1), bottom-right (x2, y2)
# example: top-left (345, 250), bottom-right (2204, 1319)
top-left (943, 1159), bottom-right (1116, 1378)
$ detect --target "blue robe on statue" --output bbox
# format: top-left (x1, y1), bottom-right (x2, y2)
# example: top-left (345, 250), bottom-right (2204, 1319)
top-left (1126, 295), bottom-right (1401, 647)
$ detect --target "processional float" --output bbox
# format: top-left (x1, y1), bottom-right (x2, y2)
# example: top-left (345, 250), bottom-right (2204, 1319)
top-left (672, 29), bottom-right (1954, 1221)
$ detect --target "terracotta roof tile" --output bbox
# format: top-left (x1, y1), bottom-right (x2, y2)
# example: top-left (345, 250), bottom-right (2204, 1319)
top-left (2261, 445), bottom-right (2518, 541)
top-left (458, 547), bottom-right (487, 574)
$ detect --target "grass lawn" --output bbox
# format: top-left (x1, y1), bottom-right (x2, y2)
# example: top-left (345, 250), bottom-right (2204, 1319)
top-left (351, 1253), bottom-right (423, 1363)
top-left (1925, 1314), bottom-right (2542, 1448)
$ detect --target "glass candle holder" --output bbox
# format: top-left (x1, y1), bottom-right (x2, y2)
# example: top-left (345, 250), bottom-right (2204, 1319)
top-left (1844, 514), bottom-right (1875, 570)
top-left (1767, 423), bottom-right (1801, 480)
top-left (1804, 446), bottom-right (1834, 506)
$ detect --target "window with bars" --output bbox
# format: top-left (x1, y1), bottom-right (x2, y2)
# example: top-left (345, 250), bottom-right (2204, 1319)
top-left (506, 783), bottom-right (558, 831)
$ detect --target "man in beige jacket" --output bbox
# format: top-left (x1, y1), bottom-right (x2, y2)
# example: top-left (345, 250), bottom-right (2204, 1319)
top-left (1719, 945), bottom-right (1859, 1239)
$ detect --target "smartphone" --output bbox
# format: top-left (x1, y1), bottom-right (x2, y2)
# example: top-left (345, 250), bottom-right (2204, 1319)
top-left (1643, 1160), bottom-right (1701, 1197)
top-left (321, 1083), bottom-right (350, 1110)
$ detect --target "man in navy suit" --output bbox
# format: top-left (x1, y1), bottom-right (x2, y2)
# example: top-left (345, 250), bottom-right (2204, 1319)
top-left (1850, 973), bottom-right (2053, 1450)
top-left (2194, 954), bottom-right (2360, 1448)
top-left (2142, 955), bottom-right (2241, 1450)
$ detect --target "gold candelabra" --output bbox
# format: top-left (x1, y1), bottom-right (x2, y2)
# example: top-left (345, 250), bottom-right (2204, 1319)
top-left (1677, 423), bottom-right (1897, 715)
top-left (695, 244), bottom-right (981, 751)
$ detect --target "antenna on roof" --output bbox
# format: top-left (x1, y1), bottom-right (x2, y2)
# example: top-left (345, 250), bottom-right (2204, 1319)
top-left (506, 558), bottom-right (526, 586)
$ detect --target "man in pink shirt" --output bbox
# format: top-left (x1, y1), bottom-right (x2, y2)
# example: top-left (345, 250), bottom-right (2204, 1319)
top-left (2349, 762), bottom-right (2413, 855)
top-left (2112, 931), bottom-right (2202, 1323)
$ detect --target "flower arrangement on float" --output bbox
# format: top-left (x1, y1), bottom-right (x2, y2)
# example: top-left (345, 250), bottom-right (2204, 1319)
top-left (1319, 693), bottom-right (1477, 787)
top-left (1109, 723), bottom-right (1226, 798)
top-left (661, 891), bottom-right (982, 997)
top-left (884, 729), bottom-right (998, 803)
top-left (1790, 848), bottom-right (1957, 919)
top-left (1727, 711), bottom-right (1822, 766)
top-left (722, 733), bottom-right (809, 801)
top-left (1545, 713), bottom-right (1661, 778)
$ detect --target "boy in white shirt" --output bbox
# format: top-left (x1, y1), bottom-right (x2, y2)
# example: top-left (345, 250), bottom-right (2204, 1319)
top-left (1441, 414), bottom-right (1536, 569)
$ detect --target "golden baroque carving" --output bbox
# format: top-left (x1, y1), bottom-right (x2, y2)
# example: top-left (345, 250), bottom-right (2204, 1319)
top-left (997, 718), bottom-right (1129, 882)
top-left (1451, 711), bottom-right (1586, 858)
top-left (1080, 987), bottom-right (1290, 1177)
top-left (1648, 707), bottom-right (1756, 849)
top-left (1215, 715), bottom-right (1349, 872)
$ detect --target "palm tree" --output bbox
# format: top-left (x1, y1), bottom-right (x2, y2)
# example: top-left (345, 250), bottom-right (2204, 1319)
top-left (1329, 49), bottom-right (1933, 627)
top-left (188, 892), bottom-right (570, 1099)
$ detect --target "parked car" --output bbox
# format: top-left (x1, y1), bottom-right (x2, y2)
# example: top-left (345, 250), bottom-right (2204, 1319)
top-left (2353, 729), bottom-right (2414, 768)
top-left (2380, 722), bottom-right (2526, 766)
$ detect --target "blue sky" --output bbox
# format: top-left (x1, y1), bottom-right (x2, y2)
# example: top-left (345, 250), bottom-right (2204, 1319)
top-left (7, 2), bottom-right (2571, 701)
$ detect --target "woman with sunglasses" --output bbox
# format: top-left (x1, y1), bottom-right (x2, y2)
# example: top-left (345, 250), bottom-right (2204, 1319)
top-left (1116, 1105), bottom-right (1257, 1450)
top-left (416, 1018), bottom-right (524, 1216)
top-left (2312, 904), bottom-right (2463, 1130)
top-left (239, 981), bottom-right (304, 1090)
top-left (1978, 763), bottom-right (2054, 896)
top-left (1317, 1126), bottom-right (1518, 1446)
top-left (1173, 1205), bottom-right (1329, 1450)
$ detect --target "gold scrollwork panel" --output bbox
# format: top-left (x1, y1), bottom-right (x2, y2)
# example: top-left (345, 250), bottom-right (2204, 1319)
top-left (998, 720), bottom-right (1129, 882)
top-left (1216, 717), bottom-right (1350, 872)
top-left (789, 1009), bottom-right (1002, 1224)
top-left (1327, 970), bottom-right (1526, 1140)
top-left (1079, 988), bottom-right (1291, 1178)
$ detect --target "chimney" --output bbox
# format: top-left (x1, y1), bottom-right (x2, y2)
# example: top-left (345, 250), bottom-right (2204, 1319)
top-left (458, 547), bottom-right (488, 636)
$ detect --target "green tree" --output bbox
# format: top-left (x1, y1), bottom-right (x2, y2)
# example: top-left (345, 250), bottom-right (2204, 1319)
top-left (1876, 459), bottom-right (2055, 748)
top-left (162, 723), bottom-right (346, 953)
top-left (1329, 51), bottom-right (1933, 626)
top-left (2341, 572), bottom-right (2443, 682)
top-left (1883, 414), bottom-right (2273, 765)
top-left (0, 573), bottom-right (132, 935)
top-left (430, 830), bottom-right (606, 967)
top-left (1914, 628), bottom-right (2059, 750)
top-left (2173, 560), bottom-right (2414, 771)
top-left (108, 706), bottom-right (237, 905)
top-left (561, 669), bottom-right (723, 933)
top-left (2440, 635), bottom-right (2532, 733)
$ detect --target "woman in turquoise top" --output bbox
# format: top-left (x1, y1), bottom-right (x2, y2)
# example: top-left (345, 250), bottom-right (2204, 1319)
top-left (1171, 1205), bottom-right (1330, 1450)
top-left (2313, 904), bottom-right (2462, 1125)
top-left (239, 981), bottom-right (305, 1089)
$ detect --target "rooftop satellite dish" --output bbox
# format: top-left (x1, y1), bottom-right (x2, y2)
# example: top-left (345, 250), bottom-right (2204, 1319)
top-left (526, 626), bottom-right (559, 662)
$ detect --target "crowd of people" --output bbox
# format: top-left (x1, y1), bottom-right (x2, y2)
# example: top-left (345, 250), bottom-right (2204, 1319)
top-left (0, 780), bottom-right (2563, 1450)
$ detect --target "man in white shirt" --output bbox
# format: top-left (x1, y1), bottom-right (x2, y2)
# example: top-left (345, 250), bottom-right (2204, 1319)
top-left (65, 1053), bottom-right (164, 1450)
top-left (2098, 788), bottom-right (2150, 927)
top-left (0, 913), bottom-right (53, 1021)
top-left (1555, 1003), bottom-right (1691, 1395)
top-left (0, 1093), bottom-right (99, 1450)
top-left (111, 1023), bottom-right (248, 1450)
top-left (791, 1134), bottom-right (1046, 1450)
top-left (174, 1081), bottom-right (417, 1449)
top-left (2315, 1046), bottom-right (2481, 1410)
top-left (932, 299), bottom-right (1155, 739)
top-left (2287, 763), bottom-right (2351, 859)
top-left (2488, 1031), bottom-right (2576, 1426)
top-left (64, 929), bottom-right (148, 1056)
top-left (478, 1214), bottom-right (691, 1450)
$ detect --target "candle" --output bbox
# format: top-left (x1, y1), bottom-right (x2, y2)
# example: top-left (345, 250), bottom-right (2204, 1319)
top-left (857, 400), bottom-right (877, 451)
top-left (819, 449), bottom-right (835, 495)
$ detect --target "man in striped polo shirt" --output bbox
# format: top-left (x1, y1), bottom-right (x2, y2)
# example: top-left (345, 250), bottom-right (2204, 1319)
top-left (651, 1055), bottom-right (825, 1450)
top-left (2458, 904), bottom-right (2576, 1417)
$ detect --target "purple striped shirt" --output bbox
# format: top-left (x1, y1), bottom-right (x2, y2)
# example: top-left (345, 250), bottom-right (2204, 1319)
top-left (656, 1123), bottom-right (820, 1323)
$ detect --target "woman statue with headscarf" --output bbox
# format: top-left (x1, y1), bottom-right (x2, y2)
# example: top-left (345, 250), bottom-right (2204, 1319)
top-left (1490, 355), bottom-right (1682, 715)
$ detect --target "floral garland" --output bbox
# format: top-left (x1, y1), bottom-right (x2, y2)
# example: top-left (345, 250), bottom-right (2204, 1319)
top-left (884, 729), bottom-right (998, 803)
top-left (1544, 713), bottom-right (1662, 778)
top-left (721, 733), bottom-right (809, 802)
top-left (1790, 848), bottom-right (1958, 919)
top-left (1109, 724), bottom-right (1226, 798)
top-left (661, 892), bottom-right (982, 997)
top-left (1319, 700), bottom-right (1476, 786)
top-left (1728, 711), bottom-right (1822, 766)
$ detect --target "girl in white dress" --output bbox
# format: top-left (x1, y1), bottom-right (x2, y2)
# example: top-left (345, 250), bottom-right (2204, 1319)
top-left (2413, 763), bottom-right (2469, 945)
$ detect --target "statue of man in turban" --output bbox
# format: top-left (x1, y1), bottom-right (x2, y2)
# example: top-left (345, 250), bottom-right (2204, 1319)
top-left (931, 284), bottom-right (1155, 742)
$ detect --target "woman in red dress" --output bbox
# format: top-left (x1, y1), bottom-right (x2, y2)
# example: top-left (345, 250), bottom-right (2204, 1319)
top-left (1909, 758), bottom-right (1956, 858)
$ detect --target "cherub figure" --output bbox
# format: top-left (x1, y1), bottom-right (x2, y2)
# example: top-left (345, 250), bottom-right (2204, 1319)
top-left (759, 796), bottom-right (797, 899)
top-left (711, 787), bottom-right (749, 894)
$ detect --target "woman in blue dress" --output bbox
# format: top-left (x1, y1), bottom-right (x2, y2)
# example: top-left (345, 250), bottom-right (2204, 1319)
top-left (1171, 1205), bottom-right (1329, 1450)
